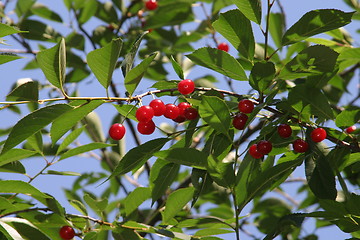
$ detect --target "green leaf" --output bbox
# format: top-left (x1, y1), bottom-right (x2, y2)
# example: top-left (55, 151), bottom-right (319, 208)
top-left (106, 138), bottom-right (169, 180)
top-left (0, 54), bottom-right (23, 65)
top-left (0, 23), bottom-right (26, 38)
top-left (15, 0), bottom-right (36, 17)
top-left (154, 148), bottom-right (207, 170)
top-left (0, 220), bottom-right (24, 240)
top-left (0, 162), bottom-right (26, 174)
top-left (78, 0), bottom-right (97, 24)
top-left (279, 45), bottom-right (339, 80)
top-left (230, 0), bottom-right (261, 24)
top-left (207, 155), bottom-right (235, 188)
top-left (146, 2), bottom-right (193, 29)
top-left (46, 170), bottom-right (81, 176)
top-left (51, 100), bottom-right (103, 145)
top-left (282, 9), bottom-right (354, 46)
top-left (162, 187), bottom-right (195, 224)
top-left (0, 180), bottom-right (50, 200)
top-left (87, 38), bottom-right (122, 91)
top-left (31, 3), bottom-right (63, 22)
top-left (121, 32), bottom-right (148, 77)
top-left (269, 13), bottom-right (285, 49)
top-left (56, 126), bottom-right (86, 155)
top-left (212, 9), bottom-right (255, 59)
top-left (112, 104), bottom-right (137, 121)
top-left (338, 48), bottom-right (360, 72)
top-left (69, 199), bottom-right (88, 216)
top-left (150, 159), bottom-right (180, 204)
top-left (287, 85), bottom-right (335, 120)
top-left (199, 96), bottom-right (231, 136)
top-left (125, 52), bottom-right (157, 96)
top-left (0, 149), bottom-right (36, 167)
top-left (306, 155), bottom-right (337, 200)
top-left (249, 61), bottom-right (275, 93)
top-left (83, 194), bottom-right (108, 215)
top-left (186, 47), bottom-right (247, 81)
top-left (37, 38), bottom-right (66, 90)
top-left (1, 104), bottom-right (72, 154)
top-left (59, 142), bottom-right (113, 160)
top-left (6, 81), bottom-right (39, 101)
top-left (170, 56), bottom-right (184, 80)
top-left (194, 228), bottom-right (234, 237)
top-left (124, 187), bottom-right (151, 216)
top-left (26, 132), bottom-right (43, 154)
top-left (335, 110), bottom-right (360, 128)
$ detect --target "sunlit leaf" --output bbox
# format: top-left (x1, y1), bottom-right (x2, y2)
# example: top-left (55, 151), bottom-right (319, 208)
top-left (230, 0), bottom-right (261, 24)
top-left (124, 187), bottom-right (151, 216)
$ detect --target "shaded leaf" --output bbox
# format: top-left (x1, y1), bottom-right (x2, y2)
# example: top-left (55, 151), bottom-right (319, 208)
top-left (249, 61), bottom-right (275, 93)
top-left (6, 81), bottom-right (39, 101)
top-left (199, 96), bottom-right (231, 136)
top-left (162, 187), bottom-right (195, 224)
top-left (1, 104), bottom-right (72, 154)
top-left (51, 100), bottom-right (103, 145)
top-left (59, 142), bottom-right (113, 160)
top-left (125, 52), bottom-right (157, 96)
top-left (213, 9), bottom-right (255, 59)
top-left (186, 47), bottom-right (247, 81)
top-left (106, 138), bottom-right (169, 180)
top-left (150, 159), bottom-right (179, 204)
top-left (170, 56), bottom-right (184, 80)
top-left (31, 3), bottom-right (62, 22)
top-left (154, 148), bottom-right (208, 170)
top-left (0, 180), bottom-right (50, 200)
top-left (282, 9), bottom-right (354, 46)
top-left (269, 13), bottom-right (285, 49)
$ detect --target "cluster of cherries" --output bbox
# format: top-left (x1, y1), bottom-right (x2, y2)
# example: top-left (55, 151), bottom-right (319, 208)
top-left (109, 79), bottom-right (199, 140)
top-left (248, 124), bottom-right (328, 159)
top-left (59, 226), bottom-right (75, 240)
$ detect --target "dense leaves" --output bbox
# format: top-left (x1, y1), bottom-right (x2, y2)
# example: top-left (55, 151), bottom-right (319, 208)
top-left (0, 0), bottom-right (359, 240)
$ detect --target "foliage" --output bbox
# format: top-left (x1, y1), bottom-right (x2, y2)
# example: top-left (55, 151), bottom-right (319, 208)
top-left (0, 0), bottom-right (359, 239)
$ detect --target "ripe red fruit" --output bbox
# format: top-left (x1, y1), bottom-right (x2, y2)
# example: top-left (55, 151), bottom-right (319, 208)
top-left (109, 123), bottom-right (126, 140)
top-left (59, 226), bottom-right (75, 240)
top-left (345, 126), bottom-right (356, 134)
top-left (310, 128), bottom-right (327, 142)
top-left (137, 120), bottom-right (155, 135)
top-left (178, 102), bottom-right (191, 115)
top-left (277, 124), bottom-right (292, 138)
top-left (164, 104), bottom-right (180, 119)
top-left (249, 144), bottom-right (264, 159)
top-left (293, 139), bottom-right (309, 153)
top-left (217, 42), bottom-right (229, 52)
top-left (136, 105), bottom-right (154, 122)
top-left (145, 0), bottom-right (158, 10)
top-left (150, 99), bottom-right (166, 116)
top-left (232, 113), bottom-right (248, 130)
top-left (184, 107), bottom-right (199, 120)
top-left (173, 115), bottom-right (186, 123)
top-left (178, 79), bottom-right (195, 95)
top-left (238, 99), bottom-right (254, 114)
top-left (257, 140), bottom-right (272, 155)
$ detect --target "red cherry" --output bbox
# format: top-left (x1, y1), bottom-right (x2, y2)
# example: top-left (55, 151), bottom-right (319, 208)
top-left (178, 102), bottom-right (191, 115)
top-left (137, 120), bottom-right (155, 135)
top-left (136, 105), bottom-right (154, 122)
top-left (257, 140), bottom-right (272, 155)
top-left (184, 107), bottom-right (199, 120)
top-left (150, 99), bottom-right (166, 116)
top-left (277, 124), bottom-right (292, 138)
top-left (249, 144), bottom-right (264, 159)
top-left (238, 99), bottom-right (254, 114)
top-left (145, 0), bottom-right (158, 10)
top-left (232, 113), bottom-right (248, 130)
top-left (217, 42), bottom-right (229, 52)
top-left (310, 128), bottom-right (327, 142)
top-left (178, 79), bottom-right (195, 95)
top-left (59, 226), bottom-right (75, 240)
top-left (164, 104), bottom-right (180, 119)
top-left (173, 115), bottom-right (186, 123)
top-left (293, 139), bottom-right (309, 153)
top-left (109, 123), bottom-right (126, 140)
top-left (345, 126), bottom-right (356, 134)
